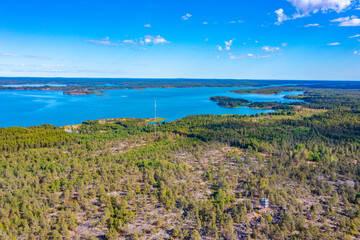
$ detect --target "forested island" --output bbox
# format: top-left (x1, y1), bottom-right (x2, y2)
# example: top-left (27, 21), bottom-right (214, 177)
top-left (209, 96), bottom-right (251, 108)
top-left (0, 84), bottom-right (360, 239)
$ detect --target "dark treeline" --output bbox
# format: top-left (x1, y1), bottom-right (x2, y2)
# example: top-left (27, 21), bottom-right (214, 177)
top-left (248, 101), bottom-right (295, 110)
top-left (1, 78), bottom-right (360, 95)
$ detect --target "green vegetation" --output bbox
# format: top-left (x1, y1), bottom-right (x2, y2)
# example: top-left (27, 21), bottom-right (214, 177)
top-left (286, 89), bottom-right (360, 109)
top-left (0, 85), bottom-right (360, 239)
top-left (209, 96), bottom-right (251, 108)
top-left (2, 78), bottom-right (360, 96)
top-left (0, 78), bottom-right (271, 94)
top-left (248, 101), bottom-right (296, 110)
top-left (230, 86), bottom-right (303, 95)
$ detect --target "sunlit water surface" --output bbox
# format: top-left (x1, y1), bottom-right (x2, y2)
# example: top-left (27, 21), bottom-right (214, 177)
top-left (0, 87), bottom-right (303, 127)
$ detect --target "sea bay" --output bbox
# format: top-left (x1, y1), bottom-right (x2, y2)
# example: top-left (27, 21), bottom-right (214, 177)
top-left (0, 87), bottom-right (302, 127)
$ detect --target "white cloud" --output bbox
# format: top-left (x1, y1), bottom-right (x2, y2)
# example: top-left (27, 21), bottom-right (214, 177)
top-left (84, 37), bottom-right (119, 46)
top-left (123, 40), bottom-right (136, 44)
top-left (182, 13), bottom-right (192, 20)
top-left (287, 0), bottom-right (354, 14)
top-left (225, 40), bottom-right (234, 50)
top-left (229, 20), bottom-right (244, 23)
top-left (262, 46), bottom-right (280, 52)
top-left (282, 43), bottom-right (288, 47)
top-left (349, 34), bottom-right (360, 38)
top-left (144, 24), bottom-right (151, 28)
top-left (87, 35), bottom-right (170, 49)
top-left (217, 39), bottom-right (234, 51)
top-left (331, 16), bottom-right (360, 26)
top-left (304, 23), bottom-right (321, 27)
top-left (354, 50), bottom-right (360, 54)
top-left (276, 0), bottom-right (356, 24)
top-left (203, 22), bottom-right (208, 24)
top-left (327, 42), bottom-right (341, 45)
top-left (275, 8), bottom-right (291, 24)
top-left (144, 35), bottom-right (170, 44)
top-left (230, 54), bottom-right (271, 59)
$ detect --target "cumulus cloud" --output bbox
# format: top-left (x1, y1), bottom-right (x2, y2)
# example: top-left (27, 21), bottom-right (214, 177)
top-left (327, 42), bottom-right (341, 45)
top-left (84, 37), bottom-right (119, 46)
top-left (225, 40), bottom-right (234, 50)
top-left (304, 23), bottom-right (321, 27)
top-left (144, 35), bottom-right (170, 44)
top-left (275, 8), bottom-right (291, 24)
top-left (203, 22), bottom-right (208, 24)
top-left (276, 0), bottom-right (357, 24)
top-left (262, 46), bottom-right (280, 52)
top-left (287, 0), bottom-right (354, 14)
top-left (182, 13), bottom-right (192, 20)
top-left (331, 15), bottom-right (360, 26)
top-left (144, 24), bottom-right (151, 28)
top-left (354, 50), bottom-right (360, 54)
top-left (217, 39), bottom-right (235, 51)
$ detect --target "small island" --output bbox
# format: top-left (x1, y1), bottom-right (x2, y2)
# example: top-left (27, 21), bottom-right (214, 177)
top-left (209, 96), bottom-right (251, 108)
top-left (63, 89), bottom-right (102, 95)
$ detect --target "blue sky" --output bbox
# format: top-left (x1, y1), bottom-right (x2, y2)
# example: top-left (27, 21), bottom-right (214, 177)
top-left (0, 0), bottom-right (360, 80)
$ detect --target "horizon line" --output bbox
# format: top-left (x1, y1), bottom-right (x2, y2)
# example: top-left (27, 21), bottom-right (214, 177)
top-left (0, 77), bottom-right (360, 82)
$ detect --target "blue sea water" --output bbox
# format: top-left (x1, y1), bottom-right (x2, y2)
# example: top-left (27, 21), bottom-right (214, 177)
top-left (0, 87), bottom-right (302, 127)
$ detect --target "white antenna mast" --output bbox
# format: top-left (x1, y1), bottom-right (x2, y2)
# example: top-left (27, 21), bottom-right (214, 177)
top-left (154, 100), bottom-right (157, 138)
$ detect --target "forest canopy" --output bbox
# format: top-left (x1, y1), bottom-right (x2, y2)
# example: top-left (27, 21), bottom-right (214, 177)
top-left (0, 85), bottom-right (360, 239)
